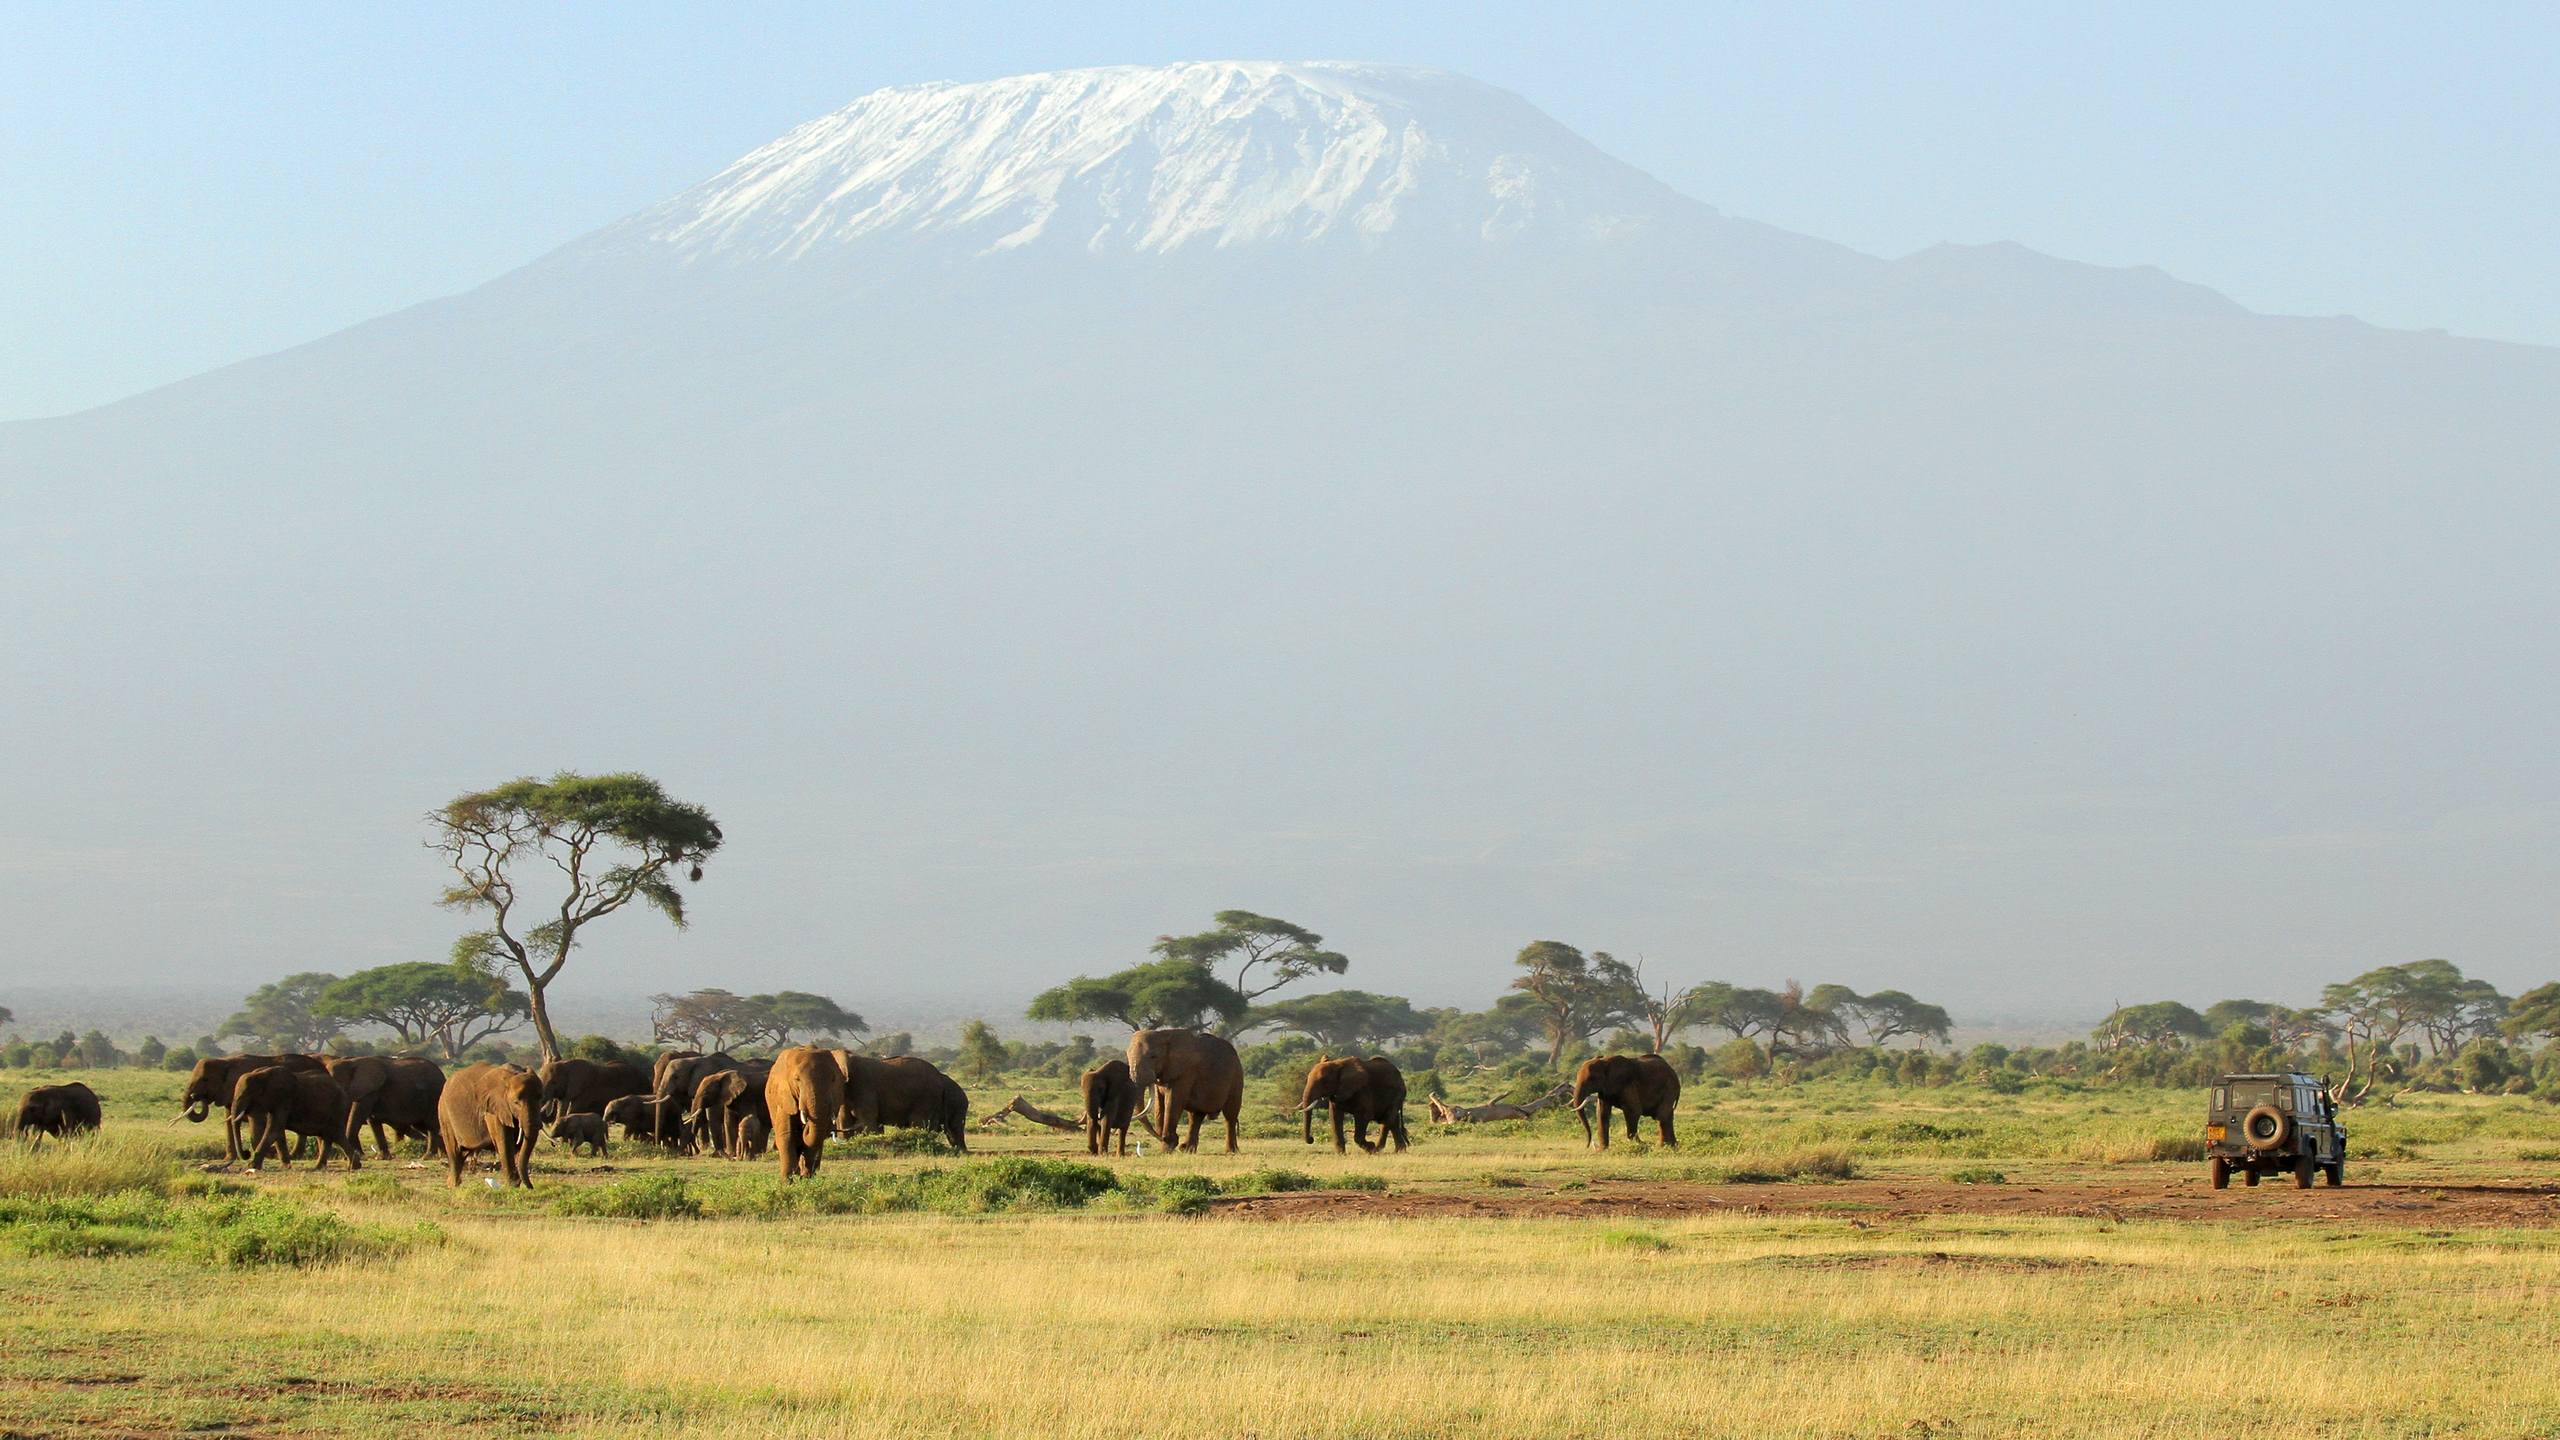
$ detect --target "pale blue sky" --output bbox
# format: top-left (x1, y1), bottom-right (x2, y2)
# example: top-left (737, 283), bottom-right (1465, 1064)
top-left (5, 3), bottom-right (2553, 421)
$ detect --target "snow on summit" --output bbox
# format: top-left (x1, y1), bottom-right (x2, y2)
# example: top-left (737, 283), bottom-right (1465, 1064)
top-left (617, 62), bottom-right (1695, 260)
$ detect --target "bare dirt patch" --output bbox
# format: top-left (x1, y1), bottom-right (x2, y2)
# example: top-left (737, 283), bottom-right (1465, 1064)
top-left (1211, 1177), bottom-right (2560, 1228)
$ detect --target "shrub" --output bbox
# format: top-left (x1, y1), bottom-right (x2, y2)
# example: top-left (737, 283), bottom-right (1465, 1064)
top-left (836, 1129), bottom-right (960, 1159)
top-left (1948, 1166), bottom-right (2007, 1185)
top-left (553, 1174), bottom-right (702, 1221)
top-left (1597, 1227), bottom-right (1672, 1252)
top-left (1722, 1147), bottom-right (1858, 1183)
top-left (1139, 1174), bottom-right (1220, 1216)
top-left (1223, 1166), bottom-right (1322, 1195)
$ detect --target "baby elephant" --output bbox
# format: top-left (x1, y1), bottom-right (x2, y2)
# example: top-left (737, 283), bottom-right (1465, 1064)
top-left (16, 1082), bottom-right (102, 1143)
top-left (1080, 1059), bottom-right (1139, 1156)
top-left (549, 1112), bottom-right (609, 1157)
top-left (734, 1112), bottom-right (769, 1159)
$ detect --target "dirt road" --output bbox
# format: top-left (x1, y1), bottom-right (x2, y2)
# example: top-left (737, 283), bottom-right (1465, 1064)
top-left (1213, 1176), bottom-right (2560, 1228)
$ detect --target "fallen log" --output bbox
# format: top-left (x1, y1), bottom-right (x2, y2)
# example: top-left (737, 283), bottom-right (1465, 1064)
top-left (977, 1096), bottom-right (1082, 1131)
top-left (1427, 1084), bottom-right (1576, 1124)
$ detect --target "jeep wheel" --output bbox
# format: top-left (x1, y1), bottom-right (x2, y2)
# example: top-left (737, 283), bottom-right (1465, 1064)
top-left (2244, 1169), bottom-right (2259, 1186)
top-left (2324, 1159), bottom-right (2344, 1188)
top-left (2209, 1157), bottom-right (2230, 1190)
top-left (2293, 1155), bottom-right (2316, 1188)
top-left (2241, 1103), bottom-right (2289, 1151)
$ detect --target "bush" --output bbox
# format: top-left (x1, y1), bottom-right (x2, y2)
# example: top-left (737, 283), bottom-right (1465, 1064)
top-left (1137, 1174), bottom-right (1220, 1216)
top-left (1223, 1166), bottom-right (1322, 1195)
top-left (1597, 1226), bottom-right (1672, 1252)
top-left (0, 1183), bottom-right (428, 1268)
top-left (1948, 1166), bottom-right (2007, 1185)
top-left (836, 1129), bottom-right (961, 1158)
top-left (1722, 1147), bottom-right (1858, 1183)
top-left (553, 1173), bottom-right (702, 1220)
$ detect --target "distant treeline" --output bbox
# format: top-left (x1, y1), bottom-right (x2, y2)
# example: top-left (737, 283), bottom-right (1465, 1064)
top-left (10, 926), bottom-right (2554, 1107)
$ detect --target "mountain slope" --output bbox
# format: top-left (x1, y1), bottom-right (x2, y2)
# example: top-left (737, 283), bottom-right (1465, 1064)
top-left (5, 63), bottom-right (2556, 1019)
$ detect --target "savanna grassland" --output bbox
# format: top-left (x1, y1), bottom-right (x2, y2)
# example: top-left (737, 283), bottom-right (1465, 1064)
top-left (8, 1066), bottom-right (2560, 1437)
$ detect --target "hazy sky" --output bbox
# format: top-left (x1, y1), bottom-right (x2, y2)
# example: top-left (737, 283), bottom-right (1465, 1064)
top-left (5, 3), bottom-right (2554, 422)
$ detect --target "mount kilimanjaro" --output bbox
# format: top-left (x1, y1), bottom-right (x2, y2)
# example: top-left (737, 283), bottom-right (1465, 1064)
top-left (7, 62), bottom-right (2555, 1016)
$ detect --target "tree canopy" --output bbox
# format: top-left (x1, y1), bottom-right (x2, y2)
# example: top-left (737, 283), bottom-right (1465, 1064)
top-left (1026, 956), bottom-right (1248, 1032)
top-left (648, 988), bottom-right (866, 1052)
top-left (221, 972), bottom-right (347, 1053)
top-left (1152, 911), bottom-right (1347, 1017)
top-left (2093, 1001), bottom-right (2210, 1049)
top-left (317, 960), bottom-right (529, 1059)
top-left (1250, 990), bottom-right (1428, 1052)
top-left (1509, 942), bottom-right (1641, 1064)
top-left (432, 771), bottom-right (722, 1063)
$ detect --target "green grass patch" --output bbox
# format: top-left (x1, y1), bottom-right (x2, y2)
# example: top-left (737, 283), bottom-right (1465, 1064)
top-left (1721, 1147), bottom-right (1859, 1183)
top-left (0, 1183), bottom-right (432, 1268)
top-left (1948, 1166), bottom-right (2008, 1185)
top-left (1596, 1226), bottom-right (1673, 1252)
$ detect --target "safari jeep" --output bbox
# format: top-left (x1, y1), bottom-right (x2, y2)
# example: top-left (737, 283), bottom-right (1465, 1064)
top-left (2205, 1072), bottom-right (2345, 1189)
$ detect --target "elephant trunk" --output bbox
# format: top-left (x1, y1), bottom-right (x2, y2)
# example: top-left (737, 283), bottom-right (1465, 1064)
top-left (1303, 1099), bottom-right (1317, 1145)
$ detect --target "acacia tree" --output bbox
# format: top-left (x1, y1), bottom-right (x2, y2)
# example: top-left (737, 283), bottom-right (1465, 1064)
top-left (1625, 957), bottom-right (1709, 1051)
top-left (748, 992), bottom-right (867, 1048)
top-left (433, 772), bottom-right (723, 1064)
top-left (2092, 1001), bottom-right (2210, 1051)
top-left (222, 972), bottom-right (347, 1052)
top-left (1152, 912), bottom-right (1347, 1024)
top-left (1819, 987), bottom-right (1952, 1048)
top-left (1251, 991), bottom-right (1428, 1052)
top-left (1509, 942), bottom-right (1640, 1066)
top-left (319, 960), bottom-right (529, 1059)
top-left (649, 988), bottom-right (763, 1052)
top-left (1026, 957), bottom-right (1247, 1032)
top-left (2501, 982), bottom-right (2560, 1045)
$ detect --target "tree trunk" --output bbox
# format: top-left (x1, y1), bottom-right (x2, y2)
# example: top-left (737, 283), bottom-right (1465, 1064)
top-left (524, 979), bottom-right (562, 1064)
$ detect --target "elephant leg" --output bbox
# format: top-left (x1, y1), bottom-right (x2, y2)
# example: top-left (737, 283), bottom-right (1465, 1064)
top-left (1331, 1105), bottom-right (1348, 1154)
top-left (445, 1130), bottom-right (465, 1187)
top-left (225, 1108), bottom-right (244, 1164)
top-left (1597, 1101), bottom-right (1612, 1150)
top-left (1224, 1099), bottom-right (1240, 1154)
top-left (1657, 1110), bottom-right (1677, 1148)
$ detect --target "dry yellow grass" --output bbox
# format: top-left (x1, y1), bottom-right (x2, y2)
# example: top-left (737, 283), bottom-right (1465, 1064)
top-left (10, 1203), bottom-right (2560, 1437)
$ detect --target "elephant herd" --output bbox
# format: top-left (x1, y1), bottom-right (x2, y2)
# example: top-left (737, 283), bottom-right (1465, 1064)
top-left (14, 1035), bottom-right (1687, 1185)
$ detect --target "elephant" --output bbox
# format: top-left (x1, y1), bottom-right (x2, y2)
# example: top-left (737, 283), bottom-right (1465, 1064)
top-left (765, 1046), bottom-right (845, 1180)
top-left (1080, 1059), bottom-right (1139, 1156)
top-left (652, 1052), bottom-right (743, 1144)
top-left (1299, 1055), bottom-right (1410, 1154)
top-left (1127, 1028), bottom-right (1244, 1154)
top-left (548, 1112), bottom-right (609, 1157)
top-left (832, 1053), bottom-right (970, 1151)
top-left (179, 1053), bottom-right (327, 1162)
top-left (650, 1049), bottom-right (702, 1096)
top-left (603, 1093), bottom-right (686, 1147)
top-left (735, 1112), bottom-right (769, 1158)
top-left (538, 1057), bottom-right (649, 1123)
top-left (318, 1054), bottom-right (447, 1159)
top-left (1569, 1053), bottom-right (1680, 1149)
top-left (688, 1064), bottom-right (773, 1158)
top-left (234, 1066), bottom-right (360, 1171)
top-left (439, 1063), bottom-right (542, 1188)
top-left (371, 1057), bottom-right (448, 1155)
top-left (16, 1082), bottom-right (102, 1141)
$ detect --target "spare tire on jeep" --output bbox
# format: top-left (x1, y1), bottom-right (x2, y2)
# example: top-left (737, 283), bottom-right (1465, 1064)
top-left (2241, 1103), bottom-right (2289, 1150)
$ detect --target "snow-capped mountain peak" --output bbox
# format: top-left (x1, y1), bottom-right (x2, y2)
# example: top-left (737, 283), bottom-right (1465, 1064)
top-left (612, 61), bottom-right (1698, 261)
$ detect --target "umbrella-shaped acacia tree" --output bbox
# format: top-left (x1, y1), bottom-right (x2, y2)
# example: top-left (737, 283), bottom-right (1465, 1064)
top-left (430, 771), bottom-right (723, 1063)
